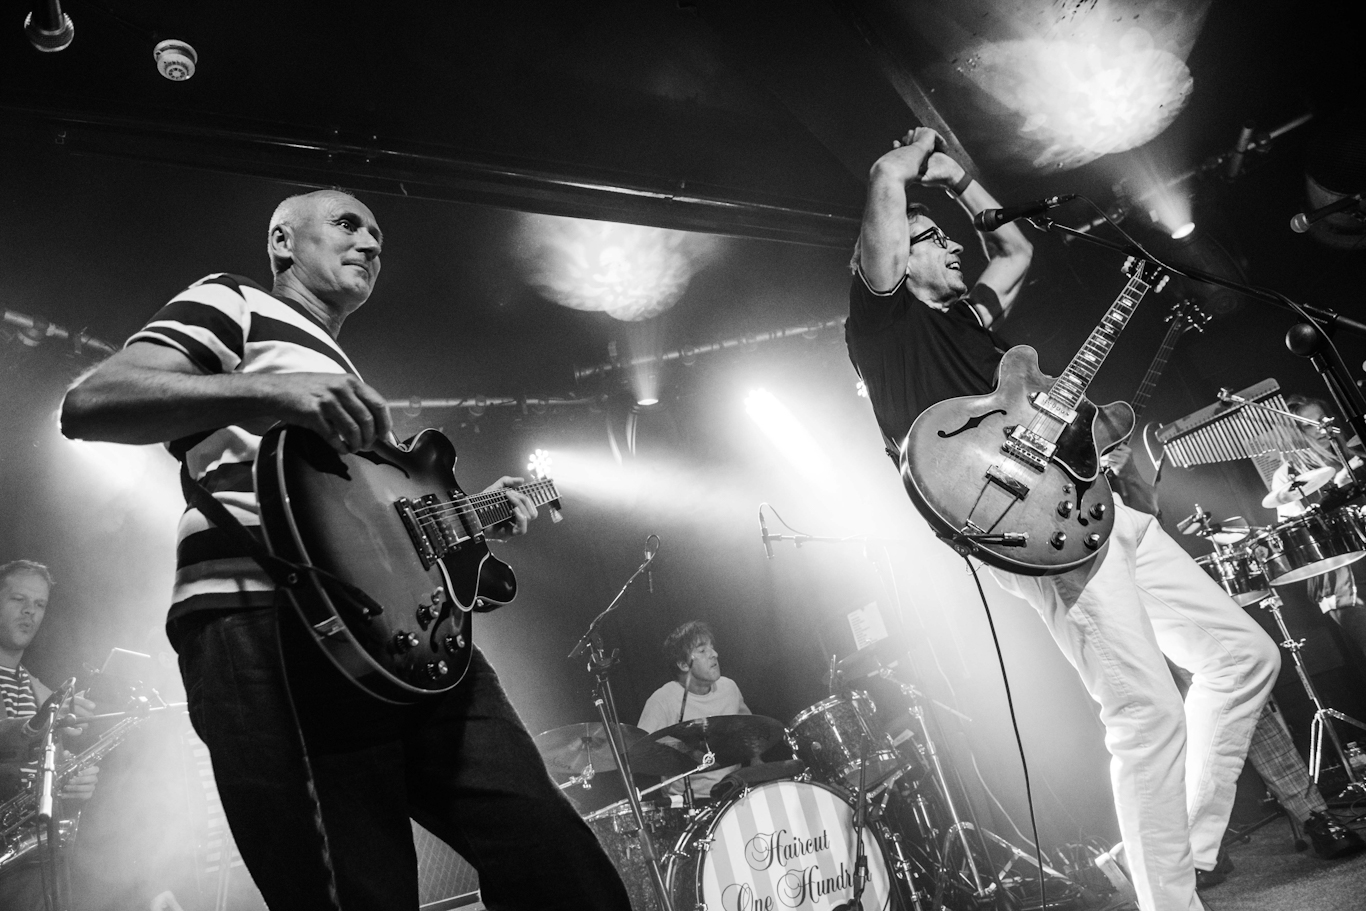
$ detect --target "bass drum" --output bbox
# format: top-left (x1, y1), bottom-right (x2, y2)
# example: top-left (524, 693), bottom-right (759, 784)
top-left (668, 779), bottom-right (892, 911)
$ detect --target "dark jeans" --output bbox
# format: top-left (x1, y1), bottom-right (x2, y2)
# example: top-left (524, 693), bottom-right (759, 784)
top-left (173, 600), bottom-right (631, 911)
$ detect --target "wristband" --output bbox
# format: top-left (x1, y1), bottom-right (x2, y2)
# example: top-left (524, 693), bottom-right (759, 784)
top-left (947, 172), bottom-right (974, 197)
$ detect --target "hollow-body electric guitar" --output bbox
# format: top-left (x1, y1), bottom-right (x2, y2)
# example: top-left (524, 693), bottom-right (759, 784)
top-left (256, 425), bottom-right (562, 702)
top-left (899, 258), bottom-right (1167, 575)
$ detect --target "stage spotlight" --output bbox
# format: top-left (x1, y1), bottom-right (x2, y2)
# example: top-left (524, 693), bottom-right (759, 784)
top-left (743, 388), bottom-right (834, 482)
top-left (636, 396), bottom-right (659, 407)
top-left (855, 379), bottom-right (868, 399)
top-left (527, 448), bottom-right (553, 479)
top-left (1170, 221), bottom-right (1196, 240)
top-left (513, 214), bottom-right (723, 321)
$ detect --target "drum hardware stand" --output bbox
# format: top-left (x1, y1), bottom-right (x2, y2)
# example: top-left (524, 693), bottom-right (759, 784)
top-left (835, 739), bottom-right (872, 911)
top-left (569, 534), bottom-right (675, 911)
top-left (1255, 591), bottom-right (1366, 796)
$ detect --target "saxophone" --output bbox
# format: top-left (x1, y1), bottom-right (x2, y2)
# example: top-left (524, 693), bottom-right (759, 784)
top-left (0, 710), bottom-right (150, 872)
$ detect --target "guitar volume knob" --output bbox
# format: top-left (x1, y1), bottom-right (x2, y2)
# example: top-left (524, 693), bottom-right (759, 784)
top-left (1090, 502), bottom-right (1108, 519)
top-left (443, 632), bottom-right (466, 652)
top-left (392, 632), bottom-right (420, 652)
top-left (1084, 533), bottom-right (1102, 549)
top-left (1049, 531), bottom-right (1067, 549)
top-left (425, 660), bottom-right (449, 680)
top-left (1056, 500), bottom-right (1074, 517)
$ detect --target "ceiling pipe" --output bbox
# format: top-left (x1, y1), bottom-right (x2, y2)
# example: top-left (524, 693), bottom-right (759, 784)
top-left (0, 103), bottom-right (861, 249)
top-left (572, 317), bottom-right (844, 382)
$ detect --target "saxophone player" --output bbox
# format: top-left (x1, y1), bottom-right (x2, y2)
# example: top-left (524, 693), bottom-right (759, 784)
top-left (0, 560), bottom-right (100, 910)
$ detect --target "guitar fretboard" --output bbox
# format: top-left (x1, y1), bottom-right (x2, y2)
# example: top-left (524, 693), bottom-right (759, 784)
top-left (1050, 270), bottom-right (1151, 410)
top-left (469, 478), bottom-right (561, 528)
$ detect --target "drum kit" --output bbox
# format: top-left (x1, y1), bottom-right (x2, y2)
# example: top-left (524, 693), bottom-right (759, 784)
top-left (537, 653), bottom-right (1088, 911)
top-left (1183, 461), bottom-right (1366, 793)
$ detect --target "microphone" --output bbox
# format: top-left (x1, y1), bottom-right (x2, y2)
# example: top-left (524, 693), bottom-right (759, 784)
top-left (1225, 121), bottom-right (1255, 181)
top-left (643, 535), bottom-right (658, 594)
top-left (972, 194), bottom-right (1078, 231)
top-left (758, 507), bottom-right (774, 559)
top-left (1290, 194), bottom-right (1363, 234)
top-left (25, 1), bottom-right (75, 53)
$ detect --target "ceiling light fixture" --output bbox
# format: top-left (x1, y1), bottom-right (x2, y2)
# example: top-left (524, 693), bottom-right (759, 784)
top-left (154, 39), bottom-right (198, 81)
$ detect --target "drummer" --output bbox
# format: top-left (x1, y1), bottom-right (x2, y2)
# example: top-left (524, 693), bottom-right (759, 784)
top-left (1269, 394), bottom-right (1366, 667)
top-left (638, 621), bottom-right (751, 801)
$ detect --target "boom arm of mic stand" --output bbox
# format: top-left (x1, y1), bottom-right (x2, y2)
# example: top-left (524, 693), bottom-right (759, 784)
top-left (1033, 216), bottom-right (1366, 450)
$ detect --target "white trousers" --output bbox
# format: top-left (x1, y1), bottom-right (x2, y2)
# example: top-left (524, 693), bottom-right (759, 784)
top-left (995, 502), bottom-right (1280, 911)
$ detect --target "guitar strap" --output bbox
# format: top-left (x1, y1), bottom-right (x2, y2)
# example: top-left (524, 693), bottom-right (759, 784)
top-left (178, 462), bottom-right (385, 619)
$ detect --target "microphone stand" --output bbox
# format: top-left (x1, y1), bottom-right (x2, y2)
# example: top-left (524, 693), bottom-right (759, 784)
top-left (834, 737), bottom-right (871, 911)
top-left (568, 535), bottom-right (673, 911)
top-left (1031, 216), bottom-right (1366, 451)
top-left (36, 678), bottom-right (77, 911)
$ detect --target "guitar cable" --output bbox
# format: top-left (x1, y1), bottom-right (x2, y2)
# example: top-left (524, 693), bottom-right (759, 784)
top-left (962, 555), bottom-right (1048, 911)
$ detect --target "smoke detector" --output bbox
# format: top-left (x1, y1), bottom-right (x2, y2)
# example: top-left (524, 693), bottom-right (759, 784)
top-left (153, 39), bottom-right (197, 81)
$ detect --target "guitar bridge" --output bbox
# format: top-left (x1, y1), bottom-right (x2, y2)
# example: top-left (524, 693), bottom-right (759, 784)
top-left (396, 496), bottom-right (451, 570)
top-left (985, 466), bottom-right (1030, 500)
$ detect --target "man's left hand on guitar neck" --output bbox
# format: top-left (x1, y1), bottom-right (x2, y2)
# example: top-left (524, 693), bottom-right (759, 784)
top-left (482, 476), bottom-right (539, 541)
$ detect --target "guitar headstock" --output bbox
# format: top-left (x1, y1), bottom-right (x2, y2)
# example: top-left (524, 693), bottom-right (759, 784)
top-left (1122, 255), bottom-right (1169, 293)
top-left (1165, 298), bottom-right (1211, 335)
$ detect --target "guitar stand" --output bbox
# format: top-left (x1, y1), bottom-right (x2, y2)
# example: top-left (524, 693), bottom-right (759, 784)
top-left (1255, 592), bottom-right (1366, 796)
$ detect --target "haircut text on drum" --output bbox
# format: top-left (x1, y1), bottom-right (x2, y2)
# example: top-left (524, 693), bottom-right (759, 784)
top-left (668, 779), bottom-right (893, 911)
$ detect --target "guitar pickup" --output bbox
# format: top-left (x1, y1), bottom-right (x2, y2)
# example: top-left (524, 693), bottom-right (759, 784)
top-left (986, 465), bottom-right (1030, 500)
top-left (1001, 438), bottom-right (1048, 473)
top-left (1030, 392), bottom-right (1078, 425)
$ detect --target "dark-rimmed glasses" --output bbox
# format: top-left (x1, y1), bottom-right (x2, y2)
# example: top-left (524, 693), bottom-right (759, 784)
top-left (909, 226), bottom-right (950, 250)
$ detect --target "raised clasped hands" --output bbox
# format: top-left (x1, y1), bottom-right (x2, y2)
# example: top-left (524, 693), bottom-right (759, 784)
top-left (886, 127), bottom-right (963, 190)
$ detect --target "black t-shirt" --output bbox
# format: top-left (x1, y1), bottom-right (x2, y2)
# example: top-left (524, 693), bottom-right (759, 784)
top-left (845, 272), bottom-right (1007, 448)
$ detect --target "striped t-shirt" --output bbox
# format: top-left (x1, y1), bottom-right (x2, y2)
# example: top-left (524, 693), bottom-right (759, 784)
top-left (0, 664), bottom-right (38, 719)
top-left (128, 273), bottom-right (361, 623)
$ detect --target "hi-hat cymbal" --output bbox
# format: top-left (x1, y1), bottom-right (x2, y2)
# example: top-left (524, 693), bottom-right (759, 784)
top-left (1262, 465), bottom-right (1335, 508)
top-left (534, 722), bottom-right (639, 779)
top-left (1209, 516), bottom-right (1253, 545)
top-left (648, 715), bottom-right (785, 769)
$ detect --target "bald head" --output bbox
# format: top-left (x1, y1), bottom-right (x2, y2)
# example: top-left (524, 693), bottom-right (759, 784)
top-left (268, 190), bottom-right (362, 274)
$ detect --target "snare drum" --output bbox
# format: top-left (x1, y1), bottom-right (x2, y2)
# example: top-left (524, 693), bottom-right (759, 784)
top-left (585, 799), bottom-right (690, 911)
top-left (1248, 507), bottom-right (1366, 585)
top-left (1195, 549), bottom-right (1270, 606)
top-left (788, 692), bottom-right (906, 790)
top-left (667, 778), bottom-right (892, 911)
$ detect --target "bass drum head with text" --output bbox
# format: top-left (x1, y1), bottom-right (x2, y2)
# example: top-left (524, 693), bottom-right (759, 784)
top-left (669, 779), bottom-right (892, 911)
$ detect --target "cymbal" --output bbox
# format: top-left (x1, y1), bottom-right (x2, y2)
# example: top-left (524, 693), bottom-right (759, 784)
top-left (535, 722), bottom-right (695, 781)
top-left (836, 639), bottom-right (900, 678)
top-left (625, 736), bottom-right (697, 778)
top-left (1262, 466), bottom-right (1335, 508)
top-left (1209, 516), bottom-right (1253, 546)
top-left (1178, 511), bottom-right (1252, 544)
top-left (533, 722), bottom-right (639, 779)
top-left (648, 714), bottom-right (785, 768)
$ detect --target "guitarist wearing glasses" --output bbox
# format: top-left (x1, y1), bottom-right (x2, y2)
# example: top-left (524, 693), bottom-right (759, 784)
top-left (60, 190), bottom-right (631, 911)
top-left (845, 128), bottom-right (1281, 911)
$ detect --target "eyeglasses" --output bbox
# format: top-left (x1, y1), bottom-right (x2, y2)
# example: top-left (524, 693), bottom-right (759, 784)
top-left (909, 226), bottom-right (950, 250)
